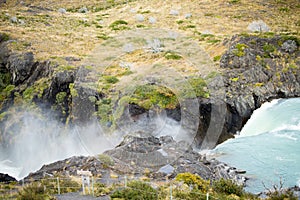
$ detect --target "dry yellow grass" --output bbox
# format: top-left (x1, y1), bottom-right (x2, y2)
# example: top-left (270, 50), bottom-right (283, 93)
top-left (0, 0), bottom-right (299, 65)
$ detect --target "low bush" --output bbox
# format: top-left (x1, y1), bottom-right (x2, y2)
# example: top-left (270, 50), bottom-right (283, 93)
top-left (17, 182), bottom-right (55, 200)
top-left (176, 173), bottom-right (210, 193)
top-left (110, 180), bottom-right (158, 200)
top-left (213, 178), bottom-right (244, 196)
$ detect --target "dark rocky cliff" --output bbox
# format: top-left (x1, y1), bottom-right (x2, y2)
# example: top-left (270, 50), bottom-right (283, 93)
top-left (0, 33), bottom-right (299, 148)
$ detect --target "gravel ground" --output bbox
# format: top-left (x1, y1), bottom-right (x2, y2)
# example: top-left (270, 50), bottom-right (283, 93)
top-left (55, 192), bottom-right (110, 200)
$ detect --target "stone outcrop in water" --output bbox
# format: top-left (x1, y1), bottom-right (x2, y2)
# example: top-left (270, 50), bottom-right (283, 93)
top-left (25, 135), bottom-right (247, 185)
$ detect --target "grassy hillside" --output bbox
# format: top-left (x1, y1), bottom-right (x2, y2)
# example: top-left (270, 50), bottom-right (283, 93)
top-left (0, 0), bottom-right (299, 63)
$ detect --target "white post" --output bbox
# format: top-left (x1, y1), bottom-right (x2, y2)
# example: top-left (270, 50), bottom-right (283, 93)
top-left (57, 177), bottom-right (60, 195)
top-left (206, 192), bottom-right (209, 200)
top-left (124, 176), bottom-right (127, 188)
top-left (92, 177), bottom-right (94, 197)
top-left (170, 184), bottom-right (172, 200)
top-left (82, 176), bottom-right (85, 195)
top-left (87, 176), bottom-right (90, 194)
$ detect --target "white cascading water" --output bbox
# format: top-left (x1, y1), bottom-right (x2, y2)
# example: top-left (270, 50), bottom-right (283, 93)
top-left (213, 98), bottom-right (300, 193)
top-left (0, 109), bottom-right (186, 180)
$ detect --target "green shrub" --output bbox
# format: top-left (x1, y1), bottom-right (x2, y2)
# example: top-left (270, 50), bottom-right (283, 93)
top-left (176, 173), bottom-right (210, 193)
top-left (0, 84), bottom-right (15, 101)
top-left (229, 0), bottom-right (240, 3)
top-left (129, 84), bottom-right (178, 109)
top-left (109, 20), bottom-right (129, 31)
top-left (136, 24), bottom-right (146, 28)
top-left (97, 33), bottom-right (110, 40)
top-left (0, 32), bottom-right (10, 42)
top-left (56, 92), bottom-right (67, 104)
top-left (17, 182), bottom-right (55, 200)
top-left (0, 72), bottom-right (11, 91)
top-left (94, 183), bottom-right (112, 196)
top-left (110, 181), bottom-right (158, 200)
top-left (176, 20), bottom-right (184, 24)
top-left (98, 154), bottom-right (114, 168)
top-left (233, 43), bottom-right (248, 57)
top-left (174, 189), bottom-right (207, 200)
top-left (164, 51), bottom-right (182, 60)
top-left (213, 178), bottom-right (244, 196)
top-left (104, 76), bottom-right (119, 84)
top-left (96, 100), bottom-right (112, 123)
top-left (266, 190), bottom-right (297, 200)
top-left (187, 77), bottom-right (209, 98)
top-left (263, 43), bottom-right (276, 58)
top-left (213, 55), bottom-right (221, 62)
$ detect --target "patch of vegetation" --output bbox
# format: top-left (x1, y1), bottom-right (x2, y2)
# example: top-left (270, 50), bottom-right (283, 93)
top-left (0, 72), bottom-right (11, 91)
top-left (94, 183), bottom-right (112, 196)
top-left (136, 24), bottom-right (146, 28)
top-left (129, 84), bottom-right (178, 110)
top-left (56, 92), bottom-right (67, 104)
top-left (98, 154), bottom-right (114, 168)
top-left (22, 78), bottom-right (49, 102)
top-left (206, 71), bottom-right (220, 79)
top-left (278, 35), bottom-right (300, 46)
top-left (0, 84), bottom-right (15, 102)
top-left (56, 65), bottom-right (76, 71)
top-left (40, 178), bottom-right (80, 195)
top-left (254, 82), bottom-right (264, 87)
top-left (279, 7), bottom-right (290, 12)
top-left (0, 111), bottom-right (7, 121)
top-left (213, 55), bottom-right (221, 62)
top-left (229, 0), bottom-right (241, 3)
top-left (96, 98), bottom-right (113, 123)
top-left (164, 51), bottom-right (183, 60)
top-left (176, 20), bottom-right (184, 24)
top-left (183, 77), bottom-right (209, 98)
top-left (0, 32), bottom-right (10, 42)
top-left (69, 83), bottom-right (78, 97)
top-left (176, 173), bottom-right (210, 193)
top-left (111, 181), bottom-right (158, 200)
top-left (204, 13), bottom-right (214, 17)
top-left (185, 24), bottom-right (196, 29)
top-left (233, 43), bottom-right (248, 57)
top-left (109, 20), bottom-right (129, 31)
top-left (263, 43), bottom-right (276, 58)
top-left (103, 76), bottom-right (119, 84)
top-left (266, 189), bottom-right (297, 200)
top-left (138, 10), bottom-right (151, 14)
top-left (17, 182), bottom-right (54, 200)
top-left (230, 77), bottom-right (239, 82)
top-left (213, 178), bottom-right (244, 196)
top-left (207, 39), bottom-right (221, 44)
top-left (23, 87), bottom-right (34, 101)
top-left (97, 33), bottom-right (110, 40)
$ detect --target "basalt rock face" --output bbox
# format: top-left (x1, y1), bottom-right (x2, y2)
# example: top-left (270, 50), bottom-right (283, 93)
top-left (122, 36), bottom-right (299, 148)
top-left (215, 35), bottom-right (300, 144)
top-left (0, 34), bottom-right (299, 148)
